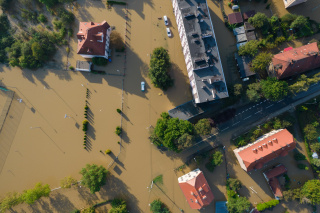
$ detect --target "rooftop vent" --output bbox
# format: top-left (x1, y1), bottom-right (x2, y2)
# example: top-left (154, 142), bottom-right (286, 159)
top-left (252, 148), bottom-right (258, 153)
top-left (199, 187), bottom-right (203, 192)
top-left (258, 146), bottom-right (263, 150)
top-left (273, 138), bottom-right (278, 143)
top-left (263, 143), bottom-right (268, 148)
top-left (268, 141), bottom-right (273, 145)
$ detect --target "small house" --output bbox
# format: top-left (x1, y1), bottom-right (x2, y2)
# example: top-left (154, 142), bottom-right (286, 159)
top-left (235, 53), bottom-right (255, 79)
top-left (228, 12), bottom-right (243, 25)
top-left (243, 10), bottom-right (256, 20)
top-left (233, 26), bottom-right (245, 35)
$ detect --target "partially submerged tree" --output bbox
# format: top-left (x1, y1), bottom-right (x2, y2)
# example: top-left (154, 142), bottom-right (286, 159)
top-left (150, 199), bottom-right (170, 213)
top-left (260, 77), bottom-right (288, 101)
top-left (301, 179), bottom-right (320, 205)
top-left (21, 182), bottom-right (51, 204)
top-left (109, 199), bottom-right (128, 213)
top-left (250, 52), bottom-right (273, 74)
top-left (248, 12), bottom-right (269, 28)
top-left (195, 119), bottom-right (212, 136)
top-left (234, 84), bottom-right (243, 96)
top-left (148, 47), bottom-right (173, 90)
top-left (80, 164), bottom-right (108, 193)
top-left (238, 40), bottom-right (259, 56)
top-left (227, 197), bottom-right (251, 213)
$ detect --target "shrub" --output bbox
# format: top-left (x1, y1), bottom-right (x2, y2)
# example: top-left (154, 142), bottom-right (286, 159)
top-left (150, 199), bottom-right (170, 213)
top-left (105, 149), bottom-right (111, 154)
top-left (92, 57), bottom-right (108, 66)
top-left (116, 108), bottom-right (121, 113)
top-left (298, 163), bottom-right (308, 170)
top-left (294, 151), bottom-right (306, 161)
top-left (85, 105), bottom-right (89, 110)
top-left (69, 66), bottom-right (74, 70)
top-left (70, 210), bottom-right (80, 213)
top-left (115, 126), bottom-right (122, 135)
top-left (37, 14), bottom-right (47, 23)
top-left (83, 120), bottom-right (89, 132)
top-left (256, 199), bottom-right (279, 211)
top-left (228, 2), bottom-right (231, 7)
top-left (60, 176), bottom-right (78, 188)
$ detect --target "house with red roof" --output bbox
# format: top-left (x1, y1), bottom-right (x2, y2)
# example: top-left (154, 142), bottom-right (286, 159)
top-left (178, 168), bottom-right (214, 209)
top-left (233, 129), bottom-right (296, 172)
top-left (77, 21), bottom-right (111, 59)
top-left (268, 42), bottom-right (320, 79)
top-left (263, 164), bottom-right (287, 199)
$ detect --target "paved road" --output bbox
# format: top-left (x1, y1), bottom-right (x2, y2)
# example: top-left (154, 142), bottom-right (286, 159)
top-left (217, 82), bottom-right (320, 137)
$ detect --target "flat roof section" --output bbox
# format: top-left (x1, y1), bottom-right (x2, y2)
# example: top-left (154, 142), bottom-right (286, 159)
top-left (173, 0), bottom-right (228, 103)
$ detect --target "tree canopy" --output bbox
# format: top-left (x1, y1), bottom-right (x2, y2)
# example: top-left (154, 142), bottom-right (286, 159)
top-left (148, 47), bottom-right (173, 90)
top-left (238, 40), bottom-right (259, 56)
top-left (246, 82), bottom-right (261, 102)
top-left (250, 52), bottom-right (273, 73)
top-left (260, 77), bottom-right (288, 101)
top-left (304, 124), bottom-right (317, 141)
top-left (21, 182), bottom-right (51, 204)
top-left (248, 12), bottom-right (269, 28)
top-left (151, 112), bottom-right (195, 151)
top-left (227, 197), bottom-right (251, 213)
top-left (228, 178), bottom-right (242, 192)
top-left (109, 199), bottom-right (128, 213)
top-left (80, 164), bottom-right (108, 193)
top-left (301, 179), bottom-right (320, 205)
top-left (194, 119), bottom-right (212, 136)
top-left (150, 199), bottom-right (170, 213)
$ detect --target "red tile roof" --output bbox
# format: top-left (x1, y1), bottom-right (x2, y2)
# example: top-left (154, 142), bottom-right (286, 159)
top-left (243, 10), bottom-right (256, 20)
top-left (234, 129), bottom-right (296, 172)
top-left (271, 43), bottom-right (320, 79)
top-left (178, 169), bottom-right (214, 209)
top-left (77, 21), bottom-right (110, 56)
top-left (228, 12), bottom-right (243, 25)
top-left (265, 165), bottom-right (287, 180)
top-left (269, 177), bottom-right (283, 197)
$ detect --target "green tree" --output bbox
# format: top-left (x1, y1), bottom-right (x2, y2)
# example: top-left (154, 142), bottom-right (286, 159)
top-left (251, 52), bottom-right (273, 73)
top-left (37, 14), bottom-right (48, 23)
top-left (0, 0), bottom-right (11, 11)
top-left (0, 192), bottom-right (23, 212)
top-left (195, 118), bottom-right (212, 136)
top-left (92, 57), bottom-right (108, 66)
top-left (60, 176), bottom-right (78, 188)
top-left (150, 199), bottom-right (170, 213)
top-left (281, 13), bottom-right (298, 23)
top-left (283, 188), bottom-right (302, 201)
top-left (238, 40), bottom-right (259, 56)
top-left (21, 182), bottom-right (51, 204)
top-left (248, 12), bottom-right (269, 28)
top-left (310, 143), bottom-right (320, 152)
top-left (177, 133), bottom-right (194, 150)
top-left (227, 197), bottom-right (251, 213)
top-left (311, 159), bottom-right (320, 167)
top-left (148, 47), bottom-right (173, 90)
top-left (80, 164), bottom-right (108, 193)
top-left (246, 82), bottom-right (261, 102)
top-left (82, 207), bottom-right (95, 213)
top-left (304, 124), bottom-right (317, 141)
top-left (260, 77), bottom-right (288, 101)
top-left (31, 42), bottom-right (45, 61)
top-left (290, 15), bottom-right (308, 30)
top-left (109, 199), bottom-right (127, 213)
top-left (212, 150), bottom-right (223, 167)
top-left (228, 178), bottom-right (242, 192)
top-left (234, 84), bottom-right (243, 96)
top-left (301, 179), bottom-right (320, 205)
top-left (38, 0), bottom-right (58, 7)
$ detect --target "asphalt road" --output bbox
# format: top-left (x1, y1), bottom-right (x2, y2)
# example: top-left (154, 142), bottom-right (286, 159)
top-left (217, 81), bottom-right (320, 136)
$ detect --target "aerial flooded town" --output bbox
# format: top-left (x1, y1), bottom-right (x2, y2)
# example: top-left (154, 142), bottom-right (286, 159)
top-left (1, 0), bottom-right (320, 212)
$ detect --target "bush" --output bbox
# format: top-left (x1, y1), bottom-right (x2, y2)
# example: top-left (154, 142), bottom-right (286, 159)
top-left (83, 120), bottom-right (89, 132)
top-left (298, 163), bottom-right (308, 170)
top-left (294, 151), bottom-right (306, 161)
top-left (92, 57), bottom-right (108, 66)
top-left (115, 126), bottom-right (122, 135)
top-left (60, 176), bottom-right (78, 188)
top-left (195, 118), bottom-right (212, 136)
top-left (227, 178), bottom-right (242, 192)
top-left (37, 14), bottom-right (47, 23)
top-left (105, 149), bottom-right (111, 154)
top-left (256, 199), bottom-right (279, 211)
top-left (117, 108), bottom-right (121, 113)
top-left (150, 199), bottom-right (170, 213)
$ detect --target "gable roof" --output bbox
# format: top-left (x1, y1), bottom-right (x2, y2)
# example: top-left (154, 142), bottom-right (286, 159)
top-left (178, 169), bottom-right (214, 209)
top-left (235, 53), bottom-right (255, 78)
top-left (269, 177), bottom-right (283, 197)
top-left (243, 10), bottom-right (256, 20)
top-left (244, 22), bottom-right (255, 31)
top-left (228, 12), bottom-right (243, 25)
top-left (264, 164), bottom-right (287, 180)
top-left (270, 43), bottom-right (320, 79)
top-left (283, 0), bottom-right (307, 8)
top-left (233, 129), bottom-right (296, 172)
top-left (77, 21), bottom-right (110, 56)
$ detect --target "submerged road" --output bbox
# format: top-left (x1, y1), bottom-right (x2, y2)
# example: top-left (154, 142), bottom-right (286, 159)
top-left (217, 81), bottom-right (320, 137)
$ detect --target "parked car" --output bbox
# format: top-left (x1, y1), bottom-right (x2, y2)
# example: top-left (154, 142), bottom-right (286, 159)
top-left (163, 15), bottom-right (169, 25)
top-left (141, 81), bottom-right (145, 91)
top-left (166, 28), bottom-right (172, 37)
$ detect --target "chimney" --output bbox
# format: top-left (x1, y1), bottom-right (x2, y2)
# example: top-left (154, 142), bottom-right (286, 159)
top-left (263, 143), bottom-right (268, 148)
top-left (252, 148), bottom-right (258, 153)
top-left (258, 146), bottom-right (263, 151)
top-left (273, 138), bottom-right (278, 143)
top-left (268, 140), bottom-right (273, 145)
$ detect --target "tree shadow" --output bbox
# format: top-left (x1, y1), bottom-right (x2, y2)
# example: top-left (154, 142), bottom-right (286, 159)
top-left (77, 186), bottom-right (100, 206)
top-left (48, 192), bottom-right (76, 213)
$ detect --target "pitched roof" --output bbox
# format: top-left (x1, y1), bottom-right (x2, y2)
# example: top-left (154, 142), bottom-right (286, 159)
top-left (246, 31), bottom-right (256, 41)
top-left (243, 10), bottom-right (256, 20)
top-left (228, 12), bottom-right (243, 24)
top-left (233, 129), bottom-right (296, 172)
top-left (269, 177), bottom-right (283, 197)
top-left (77, 21), bottom-right (110, 56)
top-left (178, 169), bottom-right (214, 209)
top-left (270, 43), bottom-right (320, 79)
top-left (264, 164), bottom-right (287, 180)
top-left (235, 53), bottom-right (255, 78)
top-left (283, 0), bottom-right (307, 8)
top-left (244, 22), bottom-right (255, 31)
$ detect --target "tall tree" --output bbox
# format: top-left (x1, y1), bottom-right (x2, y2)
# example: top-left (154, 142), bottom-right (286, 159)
top-left (251, 52), bottom-right (273, 73)
top-left (304, 124), bottom-right (317, 141)
top-left (248, 12), bottom-right (269, 28)
top-left (80, 164), bottom-right (108, 193)
top-left (227, 197), bottom-right (251, 213)
top-left (195, 119), bottom-right (212, 136)
top-left (260, 77), bottom-right (288, 101)
top-left (301, 179), bottom-right (320, 205)
top-left (238, 40), bottom-right (259, 56)
top-left (21, 183), bottom-right (51, 204)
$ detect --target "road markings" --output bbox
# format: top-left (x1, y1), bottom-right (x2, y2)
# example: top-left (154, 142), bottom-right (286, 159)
top-left (244, 115), bottom-right (252, 120)
top-left (232, 121), bottom-right (240, 126)
top-left (277, 99), bottom-right (284, 103)
top-left (266, 104), bottom-right (274, 109)
top-left (255, 110), bottom-right (262, 114)
top-left (221, 127), bottom-right (229, 131)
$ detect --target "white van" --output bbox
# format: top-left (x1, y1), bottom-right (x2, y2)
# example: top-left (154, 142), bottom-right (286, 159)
top-left (163, 15), bottom-right (169, 26)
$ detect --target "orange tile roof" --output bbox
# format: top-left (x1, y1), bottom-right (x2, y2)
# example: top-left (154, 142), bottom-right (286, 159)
top-left (269, 177), bottom-right (283, 197)
top-left (236, 129), bottom-right (296, 172)
top-left (264, 165), bottom-right (287, 180)
top-left (271, 43), bottom-right (320, 79)
top-left (77, 21), bottom-right (110, 56)
top-left (178, 169), bottom-right (214, 209)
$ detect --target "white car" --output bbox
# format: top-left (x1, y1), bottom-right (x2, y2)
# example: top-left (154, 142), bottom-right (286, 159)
top-left (163, 15), bottom-right (169, 26)
top-left (141, 81), bottom-right (145, 91)
top-left (166, 28), bottom-right (172, 37)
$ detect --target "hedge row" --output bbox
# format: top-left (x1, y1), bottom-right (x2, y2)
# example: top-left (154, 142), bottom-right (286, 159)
top-left (256, 199), bottom-right (279, 211)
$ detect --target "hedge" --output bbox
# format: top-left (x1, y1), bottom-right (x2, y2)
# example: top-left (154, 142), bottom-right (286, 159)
top-left (107, 1), bottom-right (127, 5)
top-left (256, 199), bottom-right (279, 211)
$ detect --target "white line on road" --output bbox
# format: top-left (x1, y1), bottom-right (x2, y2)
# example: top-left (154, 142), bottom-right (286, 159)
top-left (255, 110), bottom-right (262, 114)
top-left (221, 127), bottom-right (229, 131)
top-left (244, 115), bottom-right (252, 120)
top-left (232, 121), bottom-right (240, 126)
top-left (266, 104), bottom-right (274, 109)
top-left (277, 99), bottom-right (284, 103)
top-left (259, 102), bottom-right (263, 104)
